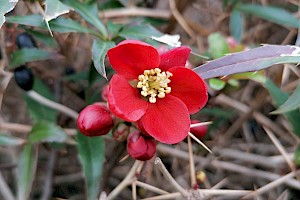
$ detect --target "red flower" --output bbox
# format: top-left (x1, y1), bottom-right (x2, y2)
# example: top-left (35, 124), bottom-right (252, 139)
top-left (107, 40), bottom-right (208, 144)
top-left (127, 131), bottom-right (156, 161)
top-left (190, 120), bottom-right (208, 140)
top-left (77, 103), bottom-right (114, 137)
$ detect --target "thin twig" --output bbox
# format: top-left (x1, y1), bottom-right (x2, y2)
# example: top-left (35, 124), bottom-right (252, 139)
top-left (0, 171), bottom-right (15, 200)
top-left (263, 126), bottom-right (296, 171)
top-left (100, 7), bottom-right (170, 19)
top-left (107, 161), bottom-right (142, 200)
top-left (190, 121), bottom-right (212, 128)
top-left (0, 122), bottom-right (76, 136)
top-left (27, 90), bottom-right (79, 120)
top-left (157, 144), bottom-right (300, 189)
top-left (154, 157), bottom-right (188, 197)
top-left (135, 181), bottom-right (169, 195)
top-left (40, 149), bottom-right (57, 200)
top-left (243, 170), bottom-right (299, 199)
top-left (187, 136), bottom-right (196, 187)
top-left (168, 0), bottom-right (195, 39)
top-left (132, 181), bottom-right (137, 200)
top-left (142, 189), bottom-right (253, 200)
top-left (142, 192), bottom-right (181, 200)
top-left (188, 132), bottom-right (212, 153)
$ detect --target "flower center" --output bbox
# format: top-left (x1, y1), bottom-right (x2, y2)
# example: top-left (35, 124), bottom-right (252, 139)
top-left (137, 68), bottom-right (172, 103)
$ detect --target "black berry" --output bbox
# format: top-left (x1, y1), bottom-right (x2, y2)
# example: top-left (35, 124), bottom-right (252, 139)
top-left (14, 66), bottom-right (34, 91)
top-left (16, 33), bottom-right (37, 49)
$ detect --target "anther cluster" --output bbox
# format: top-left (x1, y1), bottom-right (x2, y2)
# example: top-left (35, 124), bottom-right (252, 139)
top-left (137, 68), bottom-right (172, 103)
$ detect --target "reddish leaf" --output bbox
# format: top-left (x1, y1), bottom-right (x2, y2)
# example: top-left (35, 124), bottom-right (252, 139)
top-left (194, 45), bottom-right (300, 79)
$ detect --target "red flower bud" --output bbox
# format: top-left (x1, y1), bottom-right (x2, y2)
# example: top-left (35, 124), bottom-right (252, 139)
top-left (112, 123), bottom-right (130, 142)
top-left (190, 120), bottom-right (207, 140)
top-left (127, 131), bottom-right (156, 161)
top-left (77, 103), bottom-right (114, 137)
top-left (101, 85), bottom-right (109, 101)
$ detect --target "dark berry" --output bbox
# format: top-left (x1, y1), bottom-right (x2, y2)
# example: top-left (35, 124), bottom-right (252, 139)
top-left (16, 33), bottom-right (37, 49)
top-left (14, 66), bottom-right (34, 91)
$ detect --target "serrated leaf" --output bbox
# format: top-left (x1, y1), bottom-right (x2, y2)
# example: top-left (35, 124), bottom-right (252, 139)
top-left (0, 133), bottom-right (25, 146)
top-left (0, 0), bottom-right (18, 28)
top-left (237, 4), bottom-right (299, 28)
top-left (25, 78), bottom-right (58, 122)
top-left (77, 132), bottom-right (105, 200)
top-left (6, 14), bottom-right (97, 35)
top-left (44, 0), bottom-right (71, 35)
top-left (28, 121), bottom-right (68, 143)
top-left (194, 45), bottom-right (300, 79)
top-left (272, 84), bottom-right (300, 114)
top-left (119, 24), bottom-right (162, 40)
top-left (209, 78), bottom-right (226, 91)
top-left (17, 144), bottom-right (37, 200)
top-left (230, 10), bottom-right (243, 42)
top-left (92, 39), bottom-right (115, 79)
top-left (60, 0), bottom-right (108, 37)
top-left (10, 48), bottom-right (62, 68)
top-left (208, 32), bottom-right (229, 59)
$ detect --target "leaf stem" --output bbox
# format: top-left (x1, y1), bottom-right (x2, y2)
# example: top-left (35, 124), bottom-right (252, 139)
top-left (27, 90), bottom-right (79, 120)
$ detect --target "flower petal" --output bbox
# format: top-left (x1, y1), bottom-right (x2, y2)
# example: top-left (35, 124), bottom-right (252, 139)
top-left (159, 46), bottom-right (191, 70)
top-left (139, 95), bottom-right (190, 144)
top-left (169, 67), bottom-right (208, 114)
top-left (108, 74), bottom-right (148, 121)
top-left (107, 40), bottom-right (160, 79)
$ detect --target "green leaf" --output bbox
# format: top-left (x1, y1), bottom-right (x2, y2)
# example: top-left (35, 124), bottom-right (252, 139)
top-left (92, 39), bottom-right (115, 79)
top-left (0, 133), bottom-right (25, 146)
top-left (60, 0), bottom-right (108, 37)
top-left (230, 10), bottom-right (243, 42)
top-left (44, 0), bottom-right (71, 34)
top-left (272, 84), bottom-right (300, 114)
top-left (237, 4), bottom-right (299, 28)
top-left (119, 24), bottom-right (162, 40)
top-left (295, 144), bottom-right (300, 166)
top-left (49, 17), bottom-right (97, 34)
top-left (0, 0), bottom-right (18, 28)
top-left (6, 14), bottom-right (45, 27)
top-left (28, 121), bottom-right (68, 143)
top-left (209, 78), bottom-right (226, 91)
top-left (262, 79), bottom-right (300, 137)
top-left (6, 14), bottom-right (97, 35)
top-left (25, 29), bottom-right (58, 48)
top-left (10, 48), bottom-right (62, 68)
top-left (107, 21), bottom-right (123, 37)
top-left (208, 32), bottom-right (230, 59)
top-left (25, 78), bottom-right (58, 122)
top-left (17, 144), bottom-right (37, 200)
top-left (77, 132), bottom-right (105, 200)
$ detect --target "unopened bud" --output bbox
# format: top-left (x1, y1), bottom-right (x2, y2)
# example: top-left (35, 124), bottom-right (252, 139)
top-left (190, 120), bottom-right (207, 140)
top-left (77, 103), bottom-right (114, 137)
top-left (127, 131), bottom-right (156, 161)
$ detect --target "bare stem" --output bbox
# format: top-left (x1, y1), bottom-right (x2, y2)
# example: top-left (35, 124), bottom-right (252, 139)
top-left (0, 171), bottom-right (15, 200)
top-left (107, 161), bottom-right (142, 200)
top-left (135, 181), bottom-right (169, 195)
top-left (188, 132), bottom-right (212, 153)
top-left (154, 157), bottom-right (188, 197)
top-left (27, 90), bottom-right (79, 120)
top-left (187, 136), bottom-right (196, 187)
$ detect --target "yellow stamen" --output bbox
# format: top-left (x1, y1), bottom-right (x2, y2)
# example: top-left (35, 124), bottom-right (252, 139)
top-left (137, 68), bottom-right (172, 103)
